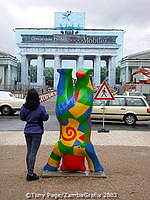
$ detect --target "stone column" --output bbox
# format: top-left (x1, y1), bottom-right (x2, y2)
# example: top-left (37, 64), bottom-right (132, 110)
top-left (43, 57), bottom-right (46, 87)
top-left (93, 56), bottom-right (101, 87)
top-left (37, 55), bottom-right (44, 86)
top-left (21, 55), bottom-right (28, 86)
top-left (7, 63), bottom-right (11, 86)
top-left (108, 56), bottom-right (116, 86)
top-left (77, 56), bottom-right (84, 69)
top-left (125, 65), bottom-right (129, 83)
top-left (54, 55), bottom-right (61, 89)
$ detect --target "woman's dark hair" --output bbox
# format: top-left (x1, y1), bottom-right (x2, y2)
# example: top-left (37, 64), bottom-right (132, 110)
top-left (24, 88), bottom-right (40, 110)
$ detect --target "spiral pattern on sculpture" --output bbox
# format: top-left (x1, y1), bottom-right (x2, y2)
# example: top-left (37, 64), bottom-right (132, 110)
top-left (62, 127), bottom-right (77, 141)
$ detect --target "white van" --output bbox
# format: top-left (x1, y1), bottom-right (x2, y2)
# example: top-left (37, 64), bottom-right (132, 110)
top-left (0, 91), bottom-right (25, 115)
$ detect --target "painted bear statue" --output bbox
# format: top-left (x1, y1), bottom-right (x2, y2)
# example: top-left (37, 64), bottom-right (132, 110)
top-left (43, 68), bottom-right (104, 173)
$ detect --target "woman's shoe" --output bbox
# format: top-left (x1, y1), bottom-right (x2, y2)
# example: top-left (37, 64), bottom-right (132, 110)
top-left (26, 173), bottom-right (39, 181)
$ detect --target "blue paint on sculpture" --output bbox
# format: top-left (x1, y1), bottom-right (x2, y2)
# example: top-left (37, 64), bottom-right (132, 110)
top-left (43, 68), bottom-right (104, 172)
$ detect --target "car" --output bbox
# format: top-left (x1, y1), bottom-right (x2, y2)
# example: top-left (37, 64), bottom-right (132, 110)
top-left (91, 95), bottom-right (150, 125)
top-left (123, 91), bottom-right (146, 98)
top-left (0, 91), bottom-right (25, 115)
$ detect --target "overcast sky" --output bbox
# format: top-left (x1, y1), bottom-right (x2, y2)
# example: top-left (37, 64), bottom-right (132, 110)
top-left (0, 0), bottom-right (150, 57)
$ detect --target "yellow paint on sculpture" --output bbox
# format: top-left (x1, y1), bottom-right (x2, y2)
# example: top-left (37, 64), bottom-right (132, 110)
top-left (87, 80), bottom-right (93, 90)
top-left (48, 157), bottom-right (60, 167)
top-left (53, 143), bottom-right (63, 157)
top-left (85, 153), bottom-right (95, 172)
top-left (61, 118), bottom-right (86, 146)
top-left (73, 146), bottom-right (85, 156)
top-left (69, 102), bottom-right (89, 118)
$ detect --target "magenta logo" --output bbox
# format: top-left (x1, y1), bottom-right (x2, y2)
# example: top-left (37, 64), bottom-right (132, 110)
top-left (69, 36), bottom-right (77, 43)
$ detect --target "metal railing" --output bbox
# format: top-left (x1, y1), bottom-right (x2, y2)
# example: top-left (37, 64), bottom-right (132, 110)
top-left (0, 83), bottom-right (55, 99)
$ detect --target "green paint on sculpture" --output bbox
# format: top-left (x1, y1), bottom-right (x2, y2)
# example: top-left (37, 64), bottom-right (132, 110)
top-left (43, 68), bottom-right (104, 172)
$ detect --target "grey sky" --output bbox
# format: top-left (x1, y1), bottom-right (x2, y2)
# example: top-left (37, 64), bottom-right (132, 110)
top-left (0, 0), bottom-right (150, 57)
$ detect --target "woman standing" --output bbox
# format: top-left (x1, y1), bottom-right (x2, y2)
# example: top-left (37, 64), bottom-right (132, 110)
top-left (20, 88), bottom-right (49, 181)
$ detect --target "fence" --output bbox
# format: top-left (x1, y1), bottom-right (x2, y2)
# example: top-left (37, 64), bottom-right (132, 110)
top-left (0, 84), bottom-right (55, 99)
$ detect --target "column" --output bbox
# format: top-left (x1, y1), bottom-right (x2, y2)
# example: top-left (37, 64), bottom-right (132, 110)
top-left (120, 67), bottom-right (126, 84)
top-left (7, 64), bottom-right (11, 85)
top-left (54, 55), bottom-right (61, 89)
top-left (43, 57), bottom-right (46, 87)
top-left (93, 56), bottom-right (101, 87)
top-left (21, 55), bottom-right (28, 86)
top-left (37, 55), bottom-right (44, 86)
top-left (77, 56), bottom-right (84, 69)
top-left (0, 66), bottom-right (4, 85)
top-left (125, 65), bottom-right (129, 83)
top-left (108, 56), bottom-right (116, 86)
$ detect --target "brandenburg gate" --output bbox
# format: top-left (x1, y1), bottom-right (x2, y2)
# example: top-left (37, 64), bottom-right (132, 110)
top-left (15, 12), bottom-right (124, 89)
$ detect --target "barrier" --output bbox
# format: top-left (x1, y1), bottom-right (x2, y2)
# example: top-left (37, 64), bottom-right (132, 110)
top-left (39, 91), bottom-right (56, 102)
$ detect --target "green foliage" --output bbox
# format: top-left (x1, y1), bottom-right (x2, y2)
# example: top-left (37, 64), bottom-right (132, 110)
top-left (44, 67), bottom-right (54, 86)
top-left (100, 66), bottom-right (121, 84)
top-left (17, 62), bottom-right (21, 82)
top-left (44, 67), bottom-right (54, 79)
top-left (116, 66), bottom-right (120, 84)
top-left (29, 66), bottom-right (54, 83)
top-left (30, 65), bottom-right (37, 82)
top-left (101, 67), bottom-right (108, 82)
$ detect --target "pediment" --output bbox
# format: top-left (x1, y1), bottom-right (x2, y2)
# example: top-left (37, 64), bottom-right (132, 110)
top-left (0, 51), bottom-right (9, 57)
top-left (128, 50), bottom-right (150, 59)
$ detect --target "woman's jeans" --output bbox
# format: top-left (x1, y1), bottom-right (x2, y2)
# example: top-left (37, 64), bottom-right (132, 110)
top-left (25, 134), bottom-right (42, 175)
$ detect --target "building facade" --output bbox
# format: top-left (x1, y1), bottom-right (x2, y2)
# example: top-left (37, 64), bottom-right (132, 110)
top-left (16, 28), bottom-right (124, 89)
top-left (120, 50), bottom-right (150, 83)
top-left (0, 51), bottom-right (18, 89)
top-left (15, 12), bottom-right (124, 89)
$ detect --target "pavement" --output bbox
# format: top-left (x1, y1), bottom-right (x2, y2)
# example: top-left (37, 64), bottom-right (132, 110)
top-left (1, 94), bottom-right (150, 200)
top-left (0, 130), bottom-right (150, 146)
top-left (0, 130), bottom-right (150, 200)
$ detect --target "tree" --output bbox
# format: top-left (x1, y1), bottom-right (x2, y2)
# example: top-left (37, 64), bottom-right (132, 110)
top-left (44, 67), bottom-right (54, 87)
top-left (17, 62), bottom-right (21, 82)
top-left (44, 67), bottom-right (54, 79)
top-left (101, 67), bottom-right (108, 82)
top-left (30, 65), bottom-right (37, 82)
top-left (116, 66), bottom-right (120, 84)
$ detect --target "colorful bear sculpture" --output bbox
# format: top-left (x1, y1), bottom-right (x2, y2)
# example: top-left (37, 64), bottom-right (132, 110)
top-left (43, 68), bottom-right (104, 172)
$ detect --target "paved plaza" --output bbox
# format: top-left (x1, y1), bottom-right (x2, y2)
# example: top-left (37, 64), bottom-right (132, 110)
top-left (0, 130), bottom-right (150, 146)
top-left (0, 129), bottom-right (150, 200)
